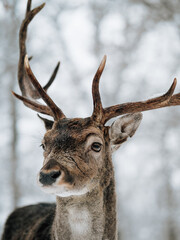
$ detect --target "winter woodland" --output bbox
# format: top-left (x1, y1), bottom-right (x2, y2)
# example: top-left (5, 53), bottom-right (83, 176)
top-left (0, 0), bottom-right (180, 239)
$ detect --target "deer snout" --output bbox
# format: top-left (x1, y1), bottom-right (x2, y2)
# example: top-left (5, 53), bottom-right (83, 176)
top-left (39, 170), bottom-right (61, 185)
top-left (39, 159), bottom-right (62, 186)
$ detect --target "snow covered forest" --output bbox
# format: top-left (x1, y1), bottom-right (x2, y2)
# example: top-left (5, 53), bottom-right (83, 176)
top-left (0, 0), bottom-right (180, 239)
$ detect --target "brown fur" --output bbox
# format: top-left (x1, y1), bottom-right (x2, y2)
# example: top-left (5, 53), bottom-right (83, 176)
top-left (3, 0), bottom-right (179, 238)
top-left (2, 114), bottom-right (142, 240)
top-left (1, 1), bottom-right (145, 239)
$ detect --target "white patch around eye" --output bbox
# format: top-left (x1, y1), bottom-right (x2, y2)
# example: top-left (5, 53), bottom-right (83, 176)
top-left (85, 135), bottom-right (103, 152)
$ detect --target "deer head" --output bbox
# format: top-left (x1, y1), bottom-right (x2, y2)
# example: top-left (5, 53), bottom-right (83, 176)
top-left (13, 0), bottom-right (180, 198)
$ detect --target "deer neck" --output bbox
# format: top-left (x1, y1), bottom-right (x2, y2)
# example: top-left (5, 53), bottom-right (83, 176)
top-left (51, 175), bottom-right (117, 240)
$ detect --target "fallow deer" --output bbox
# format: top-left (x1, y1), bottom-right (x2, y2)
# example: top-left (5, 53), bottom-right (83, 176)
top-left (2, 1), bottom-right (180, 240)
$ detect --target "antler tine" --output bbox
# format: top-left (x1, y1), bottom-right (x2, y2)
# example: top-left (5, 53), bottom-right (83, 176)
top-left (26, 0), bottom-right (32, 14)
top-left (19, 0), bottom-right (60, 101)
top-left (92, 55), bottom-right (106, 122)
top-left (12, 91), bottom-right (53, 116)
top-left (43, 62), bottom-right (60, 91)
top-left (18, 0), bottom-right (45, 98)
top-left (14, 0), bottom-right (65, 119)
top-left (102, 78), bottom-right (178, 124)
top-left (24, 55), bottom-right (66, 120)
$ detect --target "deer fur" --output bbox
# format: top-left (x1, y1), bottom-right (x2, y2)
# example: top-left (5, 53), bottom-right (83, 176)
top-left (2, 114), bottom-right (142, 240)
top-left (2, 0), bottom-right (180, 239)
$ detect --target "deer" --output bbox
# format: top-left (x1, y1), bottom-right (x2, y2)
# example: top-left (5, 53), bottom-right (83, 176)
top-left (1, 0), bottom-right (180, 240)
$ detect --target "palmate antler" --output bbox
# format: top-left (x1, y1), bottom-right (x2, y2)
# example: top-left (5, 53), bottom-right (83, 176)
top-left (13, 0), bottom-right (180, 124)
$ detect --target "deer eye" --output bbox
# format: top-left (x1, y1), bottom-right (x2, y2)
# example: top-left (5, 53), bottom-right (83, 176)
top-left (91, 142), bottom-right (102, 152)
top-left (40, 143), bottom-right (46, 150)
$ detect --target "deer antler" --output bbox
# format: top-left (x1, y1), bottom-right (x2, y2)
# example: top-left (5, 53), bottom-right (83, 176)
top-left (14, 0), bottom-right (65, 120)
top-left (13, 56), bottom-right (65, 120)
top-left (92, 55), bottom-right (106, 122)
top-left (14, 0), bottom-right (180, 123)
top-left (91, 56), bottom-right (180, 124)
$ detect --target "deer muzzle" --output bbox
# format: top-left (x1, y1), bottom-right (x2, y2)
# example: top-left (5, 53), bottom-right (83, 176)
top-left (39, 159), bottom-right (62, 186)
top-left (39, 170), bottom-right (61, 185)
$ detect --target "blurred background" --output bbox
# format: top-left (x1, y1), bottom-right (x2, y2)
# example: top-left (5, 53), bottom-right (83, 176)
top-left (0, 0), bottom-right (180, 239)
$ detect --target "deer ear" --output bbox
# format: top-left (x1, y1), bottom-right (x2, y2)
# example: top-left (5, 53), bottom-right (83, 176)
top-left (109, 113), bottom-right (142, 152)
top-left (37, 114), bottom-right (54, 130)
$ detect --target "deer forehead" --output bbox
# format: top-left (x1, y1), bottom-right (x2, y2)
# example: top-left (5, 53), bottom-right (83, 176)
top-left (43, 118), bottom-right (106, 151)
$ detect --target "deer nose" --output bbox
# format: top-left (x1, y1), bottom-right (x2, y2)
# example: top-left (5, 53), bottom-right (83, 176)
top-left (39, 171), bottom-right (61, 185)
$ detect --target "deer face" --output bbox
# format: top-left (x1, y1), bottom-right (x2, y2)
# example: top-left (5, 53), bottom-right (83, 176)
top-left (37, 113), bottom-right (142, 197)
top-left (38, 118), bottom-right (107, 197)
